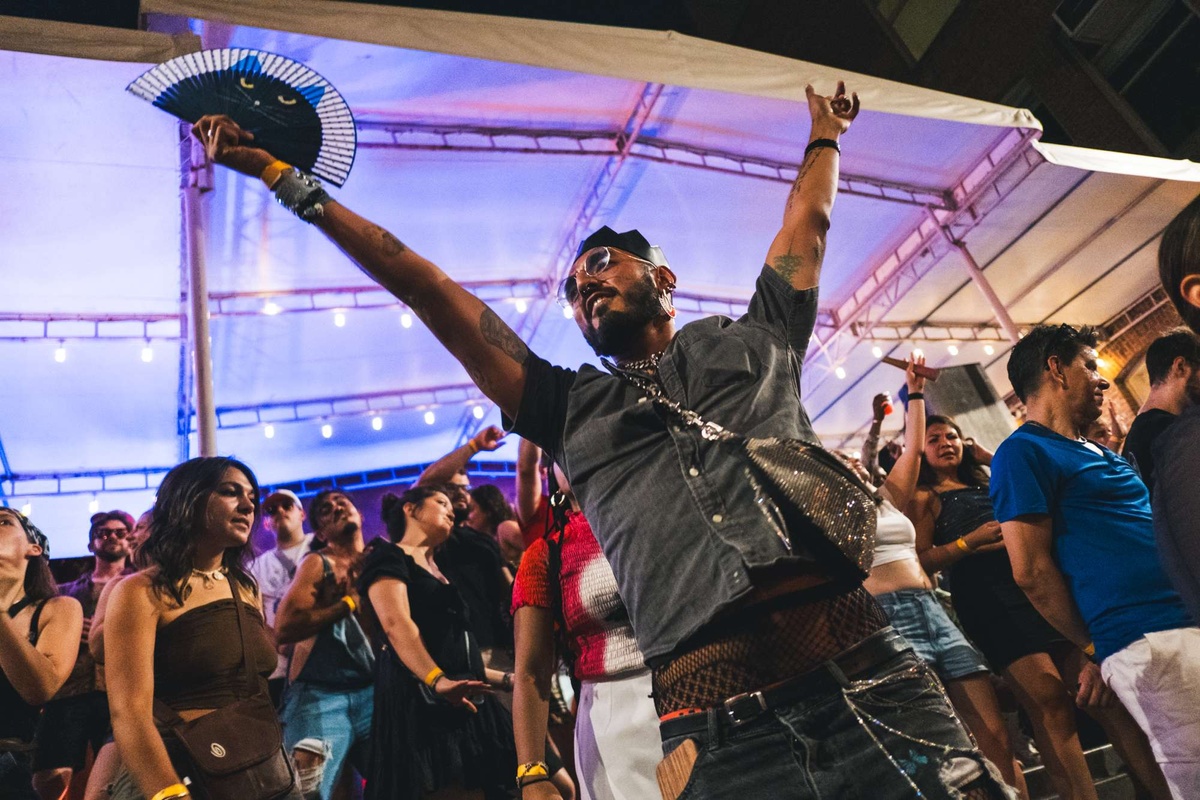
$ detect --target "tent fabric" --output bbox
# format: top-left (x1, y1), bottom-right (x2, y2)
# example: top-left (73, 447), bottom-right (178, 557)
top-left (0, 14), bottom-right (198, 62)
top-left (142, 0), bottom-right (1041, 131)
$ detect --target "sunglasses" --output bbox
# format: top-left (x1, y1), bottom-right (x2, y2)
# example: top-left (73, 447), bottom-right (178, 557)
top-left (557, 246), bottom-right (656, 308)
top-left (92, 526), bottom-right (128, 540)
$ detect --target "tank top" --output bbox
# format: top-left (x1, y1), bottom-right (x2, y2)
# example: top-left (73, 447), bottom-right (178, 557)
top-left (871, 493), bottom-right (920, 569)
top-left (931, 486), bottom-right (1015, 595)
top-left (292, 554), bottom-right (375, 689)
top-left (1, 597), bottom-right (47, 744)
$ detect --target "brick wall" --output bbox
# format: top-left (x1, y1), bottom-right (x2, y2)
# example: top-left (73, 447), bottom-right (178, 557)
top-left (1098, 297), bottom-right (1185, 432)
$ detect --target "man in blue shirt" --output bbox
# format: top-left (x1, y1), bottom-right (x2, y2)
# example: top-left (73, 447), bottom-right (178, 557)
top-left (992, 323), bottom-right (1199, 798)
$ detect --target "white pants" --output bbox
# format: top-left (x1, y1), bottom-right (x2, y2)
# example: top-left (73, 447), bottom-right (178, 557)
top-left (1101, 627), bottom-right (1200, 800)
top-left (575, 670), bottom-right (660, 800)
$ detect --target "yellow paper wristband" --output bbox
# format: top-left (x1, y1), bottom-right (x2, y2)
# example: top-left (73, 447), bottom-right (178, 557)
top-left (341, 595), bottom-right (357, 614)
top-left (260, 159), bottom-right (293, 189)
top-left (1082, 642), bottom-right (1096, 657)
top-left (424, 667), bottom-right (445, 688)
top-left (516, 761), bottom-right (549, 781)
top-left (150, 783), bottom-right (190, 800)
top-left (467, 439), bottom-right (481, 455)
top-left (955, 537), bottom-right (972, 553)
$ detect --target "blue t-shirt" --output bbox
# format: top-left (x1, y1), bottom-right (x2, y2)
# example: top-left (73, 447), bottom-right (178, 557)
top-left (991, 422), bottom-right (1192, 662)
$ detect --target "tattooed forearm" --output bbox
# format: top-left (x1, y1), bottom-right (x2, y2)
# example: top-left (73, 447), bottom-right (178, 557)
top-left (480, 306), bottom-right (530, 365)
top-left (370, 224), bottom-right (408, 256)
top-left (784, 149), bottom-right (820, 215)
top-left (770, 255), bottom-right (803, 284)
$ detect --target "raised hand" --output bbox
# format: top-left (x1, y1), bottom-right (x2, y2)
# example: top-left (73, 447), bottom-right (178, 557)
top-left (805, 81), bottom-right (860, 137)
top-left (471, 425), bottom-right (506, 453)
top-left (906, 353), bottom-right (927, 396)
top-left (191, 114), bottom-right (275, 177)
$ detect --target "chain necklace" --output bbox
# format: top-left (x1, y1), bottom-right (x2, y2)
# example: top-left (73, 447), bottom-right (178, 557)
top-left (191, 565), bottom-right (228, 589)
top-left (617, 351), bottom-right (665, 372)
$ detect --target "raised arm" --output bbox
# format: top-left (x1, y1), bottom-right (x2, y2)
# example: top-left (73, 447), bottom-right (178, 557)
top-left (882, 358), bottom-right (926, 509)
top-left (515, 438), bottom-right (546, 528)
top-left (0, 595), bottom-right (82, 705)
top-left (417, 426), bottom-right (505, 487)
top-left (195, 116), bottom-right (532, 418)
top-left (764, 82), bottom-right (860, 291)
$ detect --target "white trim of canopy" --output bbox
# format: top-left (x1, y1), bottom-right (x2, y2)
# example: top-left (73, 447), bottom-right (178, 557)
top-left (140, 0), bottom-right (1039, 129)
top-left (0, 14), bottom-right (199, 62)
top-left (1035, 142), bottom-right (1200, 182)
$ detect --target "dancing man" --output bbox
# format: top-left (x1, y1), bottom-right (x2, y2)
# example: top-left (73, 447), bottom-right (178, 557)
top-left (194, 80), bottom-right (1012, 798)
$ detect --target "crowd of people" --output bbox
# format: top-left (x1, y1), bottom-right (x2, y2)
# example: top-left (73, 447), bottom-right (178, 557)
top-left (3, 79), bottom-right (1200, 800)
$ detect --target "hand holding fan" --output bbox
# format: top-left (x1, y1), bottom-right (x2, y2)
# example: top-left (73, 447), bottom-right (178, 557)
top-left (127, 48), bottom-right (355, 187)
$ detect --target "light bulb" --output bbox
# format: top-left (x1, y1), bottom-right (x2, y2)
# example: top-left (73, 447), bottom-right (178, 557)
top-left (264, 424), bottom-right (275, 439)
top-left (515, 299), bottom-right (528, 314)
top-left (834, 366), bottom-right (846, 379)
top-left (871, 346), bottom-right (883, 359)
top-left (321, 423), bottom-right (333, 439)
top-left (333, 311), bottom-right (346, 328)
top-left (400, 313), bottom-right (413, 329)
top-left (88, 497), bottom-right (100, 514)
top-left (947, 344), bottom-right (959, 356)
top-left (54, 344), bottom-right (67, 363)
top-left (472, 405), bottom-right (485, 420)
top-left (983, 344), bottom-right (995, 356)
top-left (141, 343), bottom-right (154, 363)
top-left (372, 415), bottom-right (383, 431)
top-left (20, 503), bottom-right (31, 517)
top-left (562, 306), bottom-right (574, 319)
top-left (262, 302), bottom-right (282, 316)
top-left (424, 410), bottom-right (436, 425)
top-left (1096, 357), bottom-right (1108, 369)
top-left (912, 348), bottom-right (924, 359)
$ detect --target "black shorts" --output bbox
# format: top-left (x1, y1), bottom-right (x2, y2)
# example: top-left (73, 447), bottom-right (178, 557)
top-left (32, 692), bottom-right (111, 771)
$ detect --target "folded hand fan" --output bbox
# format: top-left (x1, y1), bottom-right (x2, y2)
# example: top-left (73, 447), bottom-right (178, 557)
top-left (127, 48), bottom-right (356, 186)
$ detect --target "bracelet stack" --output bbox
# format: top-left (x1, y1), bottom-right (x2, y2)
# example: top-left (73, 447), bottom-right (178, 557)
top-left (424, 667), bottom-right (445, 689)
top-left (517, 761), bottom-right (550, 789)
top-left (260, 160), bottom-right (332, 223)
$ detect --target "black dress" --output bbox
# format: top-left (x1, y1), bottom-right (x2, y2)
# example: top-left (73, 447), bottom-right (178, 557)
top-left (933, 486), bottom-right (1068, 671)
top-left (357, 539), bottom-right (516, 800)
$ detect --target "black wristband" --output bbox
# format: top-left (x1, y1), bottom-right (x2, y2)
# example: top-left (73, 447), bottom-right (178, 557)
top-left (908, 392), bottom-right (924, 401)
top-left (518, 776), bottom-right (552, 790)
top-left (805, 138), bottom-right (840, 157)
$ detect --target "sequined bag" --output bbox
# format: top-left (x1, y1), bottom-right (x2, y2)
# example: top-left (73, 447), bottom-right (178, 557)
top-left (629, 379), bottom-right (878, 579)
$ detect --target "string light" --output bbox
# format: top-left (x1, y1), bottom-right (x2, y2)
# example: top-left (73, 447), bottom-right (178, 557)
top-left (514, 299), bottom-right (528, 314)
top-left (400, 313), bottom-right (413, 329)
top-left (321, 423), bottom-right (333, 439)
top-left (1096, 357), bottom-right (1109, 369)
top-left (871, 346), bottom-right (883, 359)
top-left (562, 306), bottom-right (574, 319)
top-left (424, 410), bottom-right (436, 425)
top-left (912, 348), bottom-right (924, 359)
top-left (141, 341), bottom-right (154, 363)
top-left (983, 344), bottom-right (995, 356)
top-left (371, 415), bottom-right (383, 431)
top-left (262, 301), bottom-right (282, 316)
top-left (834, 366), bottom-right (846, 379)
top-left (54, 342), bottom-right (67, 363)
top-left (264, 424), bottom-right (275, 439)
top-left (333, 311), bottom-right (346, 328)
top-left (20, 503), bottom-right (31, 517)
top-left (88, 496), bottom-right (100, 514)
top-left (472, 405), bottom-right (485, 420)
top-left (947, 344), bottom-right (959, 356)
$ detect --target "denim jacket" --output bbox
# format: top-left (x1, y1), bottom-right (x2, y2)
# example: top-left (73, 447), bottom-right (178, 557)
top-left (508, 266), bottom-right (826, 663)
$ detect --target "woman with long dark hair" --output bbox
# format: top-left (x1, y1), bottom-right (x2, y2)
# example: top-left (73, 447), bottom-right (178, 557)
top-left (0, 508), bottom-right (83, 800)
top-left (911, 417), bottom-right (1170, 800)
top-left (105, 457), bottom-right (301, 800)
top-left (357, 485), bottom-right (517, 800)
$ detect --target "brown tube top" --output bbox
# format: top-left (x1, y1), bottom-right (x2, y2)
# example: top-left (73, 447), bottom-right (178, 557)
top-left (154, 598), bottom-right (276, 711)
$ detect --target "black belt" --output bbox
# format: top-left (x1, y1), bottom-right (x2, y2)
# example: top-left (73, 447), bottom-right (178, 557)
top-left (659, 626), bottom-right (912, 741)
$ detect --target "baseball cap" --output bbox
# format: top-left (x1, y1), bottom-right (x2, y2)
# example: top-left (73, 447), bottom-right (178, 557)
top-left (263, 488), bottom-right (301, 511)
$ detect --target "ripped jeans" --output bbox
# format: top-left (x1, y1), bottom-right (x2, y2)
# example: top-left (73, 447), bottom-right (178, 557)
top-left (659, 651), bottom-right (1016, 799)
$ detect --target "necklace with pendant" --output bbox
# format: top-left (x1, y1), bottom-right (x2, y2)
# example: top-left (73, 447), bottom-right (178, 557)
top-left (191, 566), bottom-right (228, 589)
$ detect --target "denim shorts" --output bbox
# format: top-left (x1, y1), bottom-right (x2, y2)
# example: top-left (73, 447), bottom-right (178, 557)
top-left (659, 649), bottom-right (1016, 799)
top-left (280, 682), bottom-right (373, 800)
top-left (875, 589), bottom-right (990, 682)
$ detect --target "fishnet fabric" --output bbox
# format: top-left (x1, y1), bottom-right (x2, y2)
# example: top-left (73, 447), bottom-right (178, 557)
top-left (651, 585), bottom-right (888, 715)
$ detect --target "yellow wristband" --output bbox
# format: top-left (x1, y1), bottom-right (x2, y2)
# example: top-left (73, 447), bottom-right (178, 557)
top-left (150, 784), bottom-right (190, 800)
top-left (340, 595), bottom-right (357, 613)
top-left (516, 761), bottom-right (549, 781)
top-left (259, 159), bottom-right (293, 189)
top-left (467, 439), bottom-right (481, 455)
top-left (955, 537), bottom-right (972, 553)
top-left (1082, 642), bottom-right (1096, 657)
top-left (424, 667), bottom-right (445, 688)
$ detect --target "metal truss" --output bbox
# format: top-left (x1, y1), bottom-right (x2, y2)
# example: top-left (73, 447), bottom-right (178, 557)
top-left (356, 121), bottom-right (953, 210)
top-left (803, 128), bottom-right (1044, 398)
top-left (0, 312), bottom-right (183, 342)
top-left (849, 321), bottom-right (1020, 342)
top-left (264, 459), bottom-right (518, 499)
top-left (204, 383), bottom-right (487, 431)
top-left (3, 466), bottom-right (173, 499)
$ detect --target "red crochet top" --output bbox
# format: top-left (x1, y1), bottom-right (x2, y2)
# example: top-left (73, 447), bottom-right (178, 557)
top-left (511, 512), bottom-right (644, 681)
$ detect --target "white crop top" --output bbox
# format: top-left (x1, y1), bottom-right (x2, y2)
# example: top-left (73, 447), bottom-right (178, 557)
top-left (871, 487), bottom-right (920, 569)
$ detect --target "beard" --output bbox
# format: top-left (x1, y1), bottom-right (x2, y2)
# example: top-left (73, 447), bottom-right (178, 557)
top-left (94, 547), bottom-right (126, 563)
top-left (581, 276), bottom-right (668, 357)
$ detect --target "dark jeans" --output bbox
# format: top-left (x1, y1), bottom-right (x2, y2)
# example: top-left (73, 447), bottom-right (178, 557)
top-left (659, 651), bottom-right (1016, 799)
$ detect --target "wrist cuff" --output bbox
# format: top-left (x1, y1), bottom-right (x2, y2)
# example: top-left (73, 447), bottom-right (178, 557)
top-left (805, 138), bottom-right (840, 157)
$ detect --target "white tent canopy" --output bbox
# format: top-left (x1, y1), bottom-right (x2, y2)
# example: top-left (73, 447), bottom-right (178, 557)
top-left (2, 5), bottom-right (1198, 556)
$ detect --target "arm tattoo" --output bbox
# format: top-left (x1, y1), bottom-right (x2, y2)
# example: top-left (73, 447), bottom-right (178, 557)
top-left (770, 255), bottom-right (803, 284)
top-left (371, 224), bottom-right (408, 256)
top-left (785, 149), bottom-right (820, 215)
top-left (480, 306), bottom-right (530, 365)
